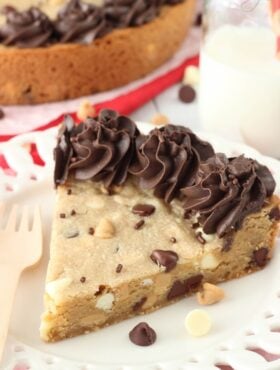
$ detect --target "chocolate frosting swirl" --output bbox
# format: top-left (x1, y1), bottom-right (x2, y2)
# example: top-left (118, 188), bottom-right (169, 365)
top-left (182, 154), bottom-right (276, 237)
top-left (0, 7), bottom-right (55, 47)
top-left (55, 0), bottom-right (108, 43)
top-left (54, 109), bottom-right (139, 188)
top-left (0, 0), bottom-right (183, 47)
top-left (104, 0), bottom-right (183, 28)
top-left (129, 125), bottom-right (215, 203)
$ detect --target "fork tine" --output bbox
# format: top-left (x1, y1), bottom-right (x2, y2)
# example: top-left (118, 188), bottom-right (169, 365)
top-left (18, 206), bottom-right (29, 232)
top-left (5, 204), bottom-right (18, 231)
top-left (31, 205), bottom-right (41, 232)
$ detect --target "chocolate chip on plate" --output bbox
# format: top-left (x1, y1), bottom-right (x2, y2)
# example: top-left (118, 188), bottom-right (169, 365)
top-left (150, 250), bottom-right (178, 272)
top-left (129, 322), bottom-right (157, 346)
top-left (134, 219), bottom-right (145, 230)
top-left (132, 204), bottom-right (155, 217)
top-left (179, 85), bottom-right (196, 103)
top-left (253, 247), bottom-right (269, 267)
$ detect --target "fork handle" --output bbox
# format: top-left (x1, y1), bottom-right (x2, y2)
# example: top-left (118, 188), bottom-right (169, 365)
top-left (0, 265), bottom-right (20, 363)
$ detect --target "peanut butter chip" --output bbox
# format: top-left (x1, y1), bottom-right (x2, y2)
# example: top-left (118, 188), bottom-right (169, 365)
top-left (185, 309), bottom-right (212, 337)
top-left (196, 283), bottom-right (225, 305)
top-left (151, 113), bottom-right (169, 126)
top-left (77, 100), bottom-right (96, 121)
top-left (95, 218), bottom-right (115, 239)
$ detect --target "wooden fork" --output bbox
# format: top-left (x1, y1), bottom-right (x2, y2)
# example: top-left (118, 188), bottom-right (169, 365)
top-left (0, 203), bottom-right (42, 363)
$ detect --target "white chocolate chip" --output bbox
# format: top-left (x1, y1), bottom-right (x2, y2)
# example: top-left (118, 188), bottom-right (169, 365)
top-left (142, 279), bottom-right (154, 286)
top-left (96, 293), bottom-right (115, 311)
top-left (197, 283), bottom-right (225, 305)
top-left (46, 277), bottom-right (73, 303)
top-left (183, 65), bottom-right (200, 86)
top-left (185, 309), bottom-right (212, 337)
top-left (77, 100), bottom-right (96, 121)
top-left (196, 227), bottom-right (215, 243)
top-left (151, 113), bottom-right (169, 126)
top-left (95, 218), bottom-right (115, 239)
top-left (200, 253), bottom-right (219, 270)
top-left (87, 196), bottom-right (105, 209)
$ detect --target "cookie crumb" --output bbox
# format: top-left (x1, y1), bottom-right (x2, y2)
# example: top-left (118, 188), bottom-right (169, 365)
top-left (80, 276), bottom-right (86, 283)
top-left (170, 237), bottom-right (177, 243)
top-left (183, 65), bottom-right (200, 86)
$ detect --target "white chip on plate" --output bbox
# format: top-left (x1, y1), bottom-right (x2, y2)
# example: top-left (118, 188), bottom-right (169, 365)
top-left (184, 309), bottom-right (212, 337)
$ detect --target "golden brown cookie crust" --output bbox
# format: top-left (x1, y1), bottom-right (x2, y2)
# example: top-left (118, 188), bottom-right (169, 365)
top-left (0, 0), bottom-right (196, 105)
top-left (40, 178), bottom-right (279, 342)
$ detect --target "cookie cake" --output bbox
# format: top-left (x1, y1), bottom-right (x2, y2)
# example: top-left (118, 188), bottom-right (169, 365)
top-left (0, 0), bottom-right (196, 104)
top-left (40, 109), bottom-right (280, 342)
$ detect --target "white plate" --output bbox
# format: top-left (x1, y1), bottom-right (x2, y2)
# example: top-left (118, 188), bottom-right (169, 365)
top-left (0, 123), bottom-right (280, 370)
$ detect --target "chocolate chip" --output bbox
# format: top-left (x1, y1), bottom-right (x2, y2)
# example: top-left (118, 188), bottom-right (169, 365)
top-left (253, 247), bottom-right (269, 267)
top-left (129, 322), bottom-right (156, 346)
top-left (167, 280), bottom-right (186, 300)
top-left (179, 85), bottom-right (196, 103)
top-left (64, 230), bottom-right (79, 239)
top-left (186, 274), bottom-right (203, 291)
top-left (196, 232), bottom-right (206, 245)
top-left (192, 222), bottom-right (200, 229)
top-left (71, 209), bottom-right (76, 216)
top-left (222, 233), bottom-right (234, 252)
top-left (194, 13), bottom-right (202, 26)
top-left (95, 285), bottom-right (106, 296)
top-left (0, 108), bottom-right (5, 119)
top-left (167, 274), bottom-right (203, 300)
top-left (150, 250), bottom-right (178, 272)
top-left (60, 213), bottom-right (66, 219)
top-left (134, 219), bottom-right (145, 230)
top-left (132, 204), bottom-right (155, 217)
top-left (170, 237), bottom-right (177, 243)
top-left (80, 276), bottom-right (86, 283)
top-left (67, 189), bottom-right (72, 195)
top-left (133, 297), bottom-right (147, 311)
top-left (88, 227), bottom-right (94, 235)
top-left (116, 264), bottom-right (123, 273)
top-left (269, 206), bottom-right (280, 221)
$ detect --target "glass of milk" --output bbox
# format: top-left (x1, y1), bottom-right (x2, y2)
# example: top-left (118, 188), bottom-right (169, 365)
top-left (199, 0), bottom-right (280, 158)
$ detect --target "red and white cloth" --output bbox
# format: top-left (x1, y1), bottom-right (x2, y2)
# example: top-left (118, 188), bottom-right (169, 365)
top-left (0, 28), bottom-right (200, 142)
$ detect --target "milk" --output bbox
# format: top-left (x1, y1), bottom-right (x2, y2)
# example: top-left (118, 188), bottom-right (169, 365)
top-left (199, 25), bottom-right (280, 158)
